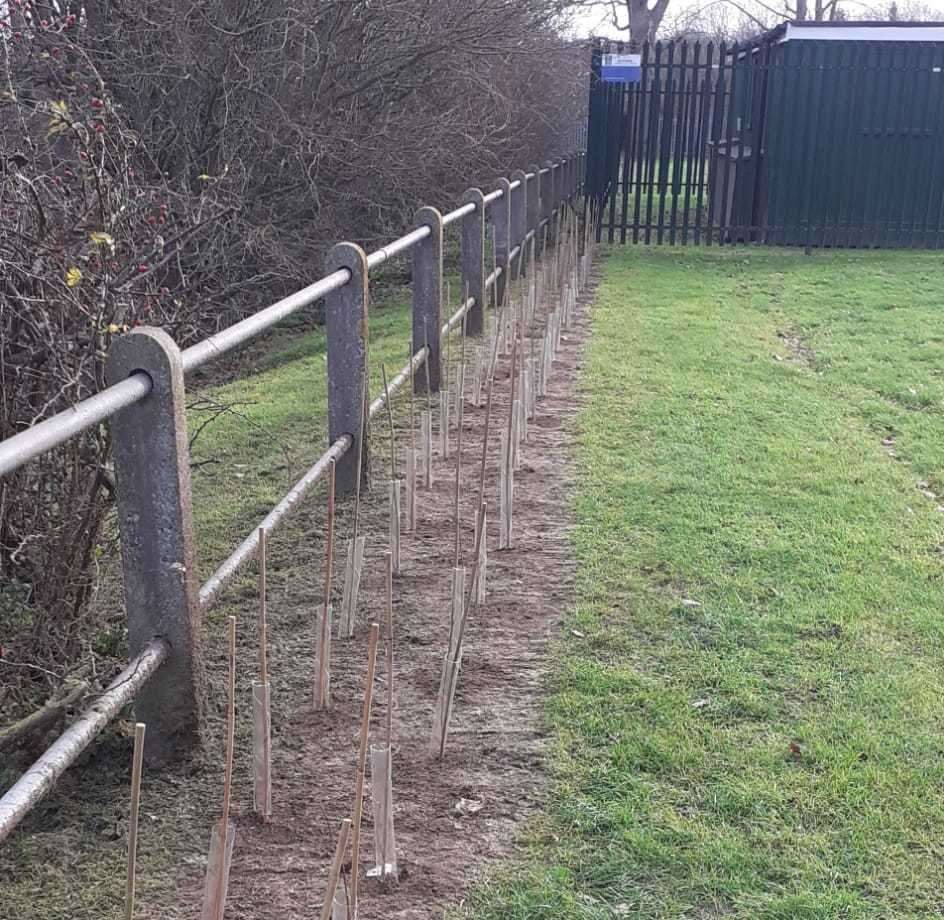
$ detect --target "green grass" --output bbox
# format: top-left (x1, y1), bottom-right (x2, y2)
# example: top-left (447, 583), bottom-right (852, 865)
top-left (466, 247), bottom-right (944, 919)
top-left (188, 287), bottom-right (413, 581)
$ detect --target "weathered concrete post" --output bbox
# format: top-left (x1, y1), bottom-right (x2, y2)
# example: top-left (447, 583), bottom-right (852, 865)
top-left (510, 169), bottom-right (528, 279)
top-left (527, 166), bottom-right (541, 244)
top-left (551, 160), bottom-right (562, 216)
top-left (540, 162), bottom-right (554, 250)
top-left (540, 165), bottom-right (553, 222)
top-left (493, 178), bottom-right (512, 309)
top-left (107, 328), bottom-right (203, 764)
top-left (325, 242), bottom-right (369, 495)
top-left (413, 206), bottom-right (443, 393)
top-left (461, 189), bottom-right (486, 337)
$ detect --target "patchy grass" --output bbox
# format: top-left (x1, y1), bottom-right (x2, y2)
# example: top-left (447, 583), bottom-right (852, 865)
top-left (466, 247), bottom-right (944, 919)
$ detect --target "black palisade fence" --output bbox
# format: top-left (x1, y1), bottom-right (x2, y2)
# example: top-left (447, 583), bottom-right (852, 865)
top-left (586, 34), bottom-right (944, 250)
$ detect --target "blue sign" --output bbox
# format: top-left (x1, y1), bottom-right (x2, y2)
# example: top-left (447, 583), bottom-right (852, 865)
top-left (602, 53), bottom-right (641, 84)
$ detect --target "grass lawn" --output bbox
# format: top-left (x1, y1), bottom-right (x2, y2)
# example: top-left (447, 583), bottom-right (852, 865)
top-left (466, 247), bottom-right (944, 919)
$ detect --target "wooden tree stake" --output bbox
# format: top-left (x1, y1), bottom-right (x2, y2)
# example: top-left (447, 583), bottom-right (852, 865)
top-left (125, 721), bottom-right (146, 920)
top-left (317, 461), bottom-right (336, 708)
top-left (320, 818), bottom-right (351, 920)
top-left (201, 617), bottom-right (237, 920)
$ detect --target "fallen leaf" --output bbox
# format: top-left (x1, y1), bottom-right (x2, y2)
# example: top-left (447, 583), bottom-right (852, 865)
top-left (681, 598), bottom-right (701, 608)
top-left (453, 797), bottom-right (484, 817)
top-left (691, 698), bottom-right (709, 709)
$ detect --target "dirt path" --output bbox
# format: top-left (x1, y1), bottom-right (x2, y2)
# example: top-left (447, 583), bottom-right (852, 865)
top-left (150, 280), bottom-right (592, 920)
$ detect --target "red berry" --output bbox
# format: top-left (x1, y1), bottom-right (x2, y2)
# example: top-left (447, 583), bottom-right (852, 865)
top-left (94, 123), bottom-right (105, 134)
top-left (91, 98), bottom-right (103, 108)
top-left (51, 47), bottom-right (60, 56)
top-left (138, 264), bottom-right (148, 273)
top-left (146, 215), bottom-right (156, 225)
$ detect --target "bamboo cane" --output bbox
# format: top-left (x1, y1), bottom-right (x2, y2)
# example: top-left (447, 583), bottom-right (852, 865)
top-left (350, 623), bottom-right (380, 917)
top-left (124, 722), bottom-right (146, 920)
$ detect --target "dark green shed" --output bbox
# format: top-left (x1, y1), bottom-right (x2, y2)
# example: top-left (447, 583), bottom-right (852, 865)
top-left (728, 22), bottom-right (944, 246)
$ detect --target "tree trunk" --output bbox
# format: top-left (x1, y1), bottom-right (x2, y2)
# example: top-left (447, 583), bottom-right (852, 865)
top-left (626, 0), bottom-right (671, 48)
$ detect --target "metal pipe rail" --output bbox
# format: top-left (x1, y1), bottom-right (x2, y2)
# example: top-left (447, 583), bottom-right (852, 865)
top-left (0, 374), bottom-right (152, 479)
top-left (442, 201), bottom-right (477, 228)
top-left (0, 639), bottom-right (169, 844)
top-left (366, 226), bottom-right (431, 270)
top-left (0, 148), bottom-right (585, 843)
top-left (198, 434), bottom-right (353, 610)
top-left (182, 270), bottom-right (351, 374)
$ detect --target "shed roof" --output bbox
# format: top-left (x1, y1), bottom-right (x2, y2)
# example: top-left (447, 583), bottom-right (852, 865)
top-left (766, 20), bottom-right (944, 44)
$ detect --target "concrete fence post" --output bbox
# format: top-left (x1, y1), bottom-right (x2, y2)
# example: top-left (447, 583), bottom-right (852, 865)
top-left (325, 242), bottom-right (369, 495)
top-left (510, 169), bottom-right (528, 279)
top-left (413, 206), bottom-right (443, 393)
top-left (527, 165), bottom-right (541, 246)
top-left (551, 160), bottom-right (562, 216)
top-left (493, 178), bottom-right (512, 308)
top-left (541, 162), bottom-right (554, 250)
top-left (461, 189), bottom-right (486, 337)
top-left (107, 328), bottom-right (204, 764)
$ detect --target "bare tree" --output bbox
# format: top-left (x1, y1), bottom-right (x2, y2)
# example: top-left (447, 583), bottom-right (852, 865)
top-left (580, 0), bottom-right (673, 46)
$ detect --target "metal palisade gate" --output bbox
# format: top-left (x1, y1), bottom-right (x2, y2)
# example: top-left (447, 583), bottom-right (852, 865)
top-left (586, 31), bottom-right (944, 250)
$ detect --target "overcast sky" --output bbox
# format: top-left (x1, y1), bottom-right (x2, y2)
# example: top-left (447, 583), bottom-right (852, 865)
top-left (568, 0), bottom-right (944, 39)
